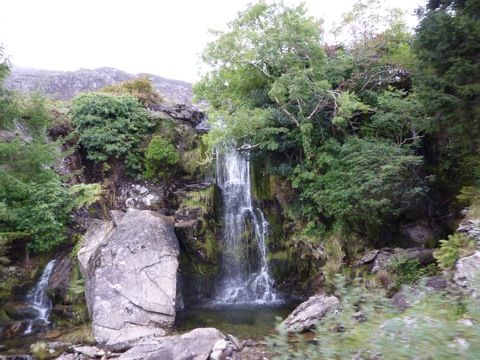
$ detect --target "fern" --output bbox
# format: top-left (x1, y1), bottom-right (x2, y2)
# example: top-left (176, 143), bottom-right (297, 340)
top-left (434, 233), bottom-right (476, 270)
top-left (66, 183), bottom-right (103, 212)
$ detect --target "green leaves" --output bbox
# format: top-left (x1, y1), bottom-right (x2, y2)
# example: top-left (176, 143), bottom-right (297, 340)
top-left (143, 135), bottom-right (180, 180)
top-left (292, 137), bottom-right (426, 235)
top-left (71, 92), bottom-right (154, 174)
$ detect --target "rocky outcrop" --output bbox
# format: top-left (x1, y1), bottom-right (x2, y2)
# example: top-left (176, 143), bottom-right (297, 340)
top-left (47, 249), bottom-right (74, 302)
top-left (400, 219), bottom-right (442, 247)
top-left (118, 327), bottom-right (225, 360)
top-left (281, 294), bottom-right (339, 333)
top-left (354, 247), bottom-right (435, 273)
top-left (453, 251), bottom-right (480, 297)
top-left (5, 67), bottom-right (194, 104)
top-left (391, 275), bottom-right (449, 310)
top-left (79, 208), bottom-right (180, 350)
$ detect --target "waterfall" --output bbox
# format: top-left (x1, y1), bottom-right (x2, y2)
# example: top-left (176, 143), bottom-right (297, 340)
top-left (24, 259), bottom-right (56, 334)
top-left (215, 148), bottom-right (276, 303)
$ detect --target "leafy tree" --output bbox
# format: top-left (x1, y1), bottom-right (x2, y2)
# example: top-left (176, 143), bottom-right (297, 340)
top-left (413, 0), bottom-right (480, 192)
top-left (195, 0), bottom-right (427, 245)
top-left (194, 0), bottom-right (330, 156)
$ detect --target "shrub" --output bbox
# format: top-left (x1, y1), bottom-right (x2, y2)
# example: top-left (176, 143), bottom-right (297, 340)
top-left (143, 135), bottom-right (180, 180)
top-left (434, 233), bottom-right (477, 270)
top-left (71, 92), bottom-right (155, 175)
top-left (101, 76), bottom-right (163, 107)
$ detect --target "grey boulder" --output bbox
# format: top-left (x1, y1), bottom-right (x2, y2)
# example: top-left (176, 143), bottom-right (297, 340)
top-left (81, 208), bottom-right (180, 350)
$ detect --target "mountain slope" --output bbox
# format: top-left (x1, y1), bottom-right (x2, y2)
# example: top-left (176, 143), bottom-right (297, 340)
top-left (4, 67), bottom-right (194, 104)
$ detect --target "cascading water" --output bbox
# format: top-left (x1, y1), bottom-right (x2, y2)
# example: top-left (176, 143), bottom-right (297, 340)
top-left (24, 259), bottom-right (56, 334)
top-left (215, 147), bottom-right (276, 303)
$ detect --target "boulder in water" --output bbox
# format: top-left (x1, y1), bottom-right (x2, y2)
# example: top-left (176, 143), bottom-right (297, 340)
top-left (81, 208), bottom-right (180, 350)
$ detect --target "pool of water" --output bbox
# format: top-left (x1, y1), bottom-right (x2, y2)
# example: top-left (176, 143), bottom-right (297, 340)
top-left (174, 302), bottom-right (298, 340)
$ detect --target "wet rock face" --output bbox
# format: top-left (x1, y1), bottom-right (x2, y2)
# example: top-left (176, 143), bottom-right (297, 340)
top-left (79, 208), bottom-right (180, 350)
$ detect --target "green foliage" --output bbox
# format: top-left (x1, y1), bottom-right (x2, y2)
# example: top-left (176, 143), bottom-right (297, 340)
top-left (16, 179), bottom-right (69, 252)
top-left (291, 137), bottom-right (426, 235)
top-left (383, 250), bottom-right (436, 292)
top-left (71, 92), bottom-right (155, 175)
top-left (413, 0), bottom-right (480, 192)
top-left (434, 233), bottom-right (477, 270)
top-left (362, 89), bottom-right (429, 145)
top-left (270, 276), bottom-right (480, 359)
top-left (195, 0), bottom-right (427, 247)
top-left (66, 183), bottom-right (103, 212)
top-left (101, 75), bottom-right (164, 107)
top-left (143, 135), bottom-right (180, 180)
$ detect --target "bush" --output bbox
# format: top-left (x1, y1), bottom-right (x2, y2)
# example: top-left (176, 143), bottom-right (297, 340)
top-left (101, 76), bottom-right (163, 107)
top-left (71, 92), bottom-right (155, 175)
top-left (143, 135), bottom-right (180, 180)
top-left (434, 233), bottom-right (477, 270)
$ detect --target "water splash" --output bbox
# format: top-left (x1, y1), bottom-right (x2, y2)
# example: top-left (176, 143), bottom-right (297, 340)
top-left (24, 259), bottom-right (56, 334)
top-left (215, 148), bottom-right (276, 303)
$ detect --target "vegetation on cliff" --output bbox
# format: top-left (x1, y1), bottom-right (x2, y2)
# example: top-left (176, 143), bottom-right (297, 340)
top-left (194, 0), bottom-right (480, 286)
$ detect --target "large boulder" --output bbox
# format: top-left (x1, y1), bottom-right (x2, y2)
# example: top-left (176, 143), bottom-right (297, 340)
top-left (281, 294), bottom-right (339, 333)
top-left (118, 327), bottom-right (225, 360)
top-left (453, 251), bottom-right (480, 297)
top-left (80, 208), bottom-right (180, 350)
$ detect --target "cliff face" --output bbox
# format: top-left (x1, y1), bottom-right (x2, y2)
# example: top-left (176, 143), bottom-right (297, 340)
top-left (4, 67), bottom-right (194, 104)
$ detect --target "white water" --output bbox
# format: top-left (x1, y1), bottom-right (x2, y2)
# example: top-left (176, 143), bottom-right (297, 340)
top-left (24, 259), bottom-right (56, 334)
top-left (216, 148), bottom-right (276, 303)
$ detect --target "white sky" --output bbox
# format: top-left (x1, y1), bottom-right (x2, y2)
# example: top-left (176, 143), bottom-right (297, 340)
top-left (0, 0), bottom-right (425, 83)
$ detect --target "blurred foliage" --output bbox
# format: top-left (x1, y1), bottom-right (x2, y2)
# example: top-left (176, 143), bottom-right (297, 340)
top-left (269, 275), bottom-right (480, 359)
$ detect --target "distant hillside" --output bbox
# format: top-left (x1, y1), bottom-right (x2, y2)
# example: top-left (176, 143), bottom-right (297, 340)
top-left (4, 67), bottom-right (194, 104)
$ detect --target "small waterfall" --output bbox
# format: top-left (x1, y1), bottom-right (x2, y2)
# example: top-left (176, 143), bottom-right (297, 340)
top-left (24, 259), bottom-right (56, 334)
top-left (216, 148), bottom-right (276, 303)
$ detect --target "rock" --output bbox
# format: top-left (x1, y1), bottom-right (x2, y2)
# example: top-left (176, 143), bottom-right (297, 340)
top-left (2, 320), bottom-right (27, 339)
top-left (281, 294), bottom-right (339, 333)
top-left (118, 327), bottom-right (225, 360)
top-left (400, 219), bottom-right (441, 247)
top-left (5, 67), bottom-right (194, 104)
top-left (73, 345), bottom-right (106, 357)
top-left (209, 350), bottom-right (223, 360)
top-left (120, 183), bottom-right (166, 211)
top-left (212, 339), bottom-right (229, 352)
top-left (47, 249), bottom-right (74, 302)
top-left (77, 219), bottom-right (115, 276)
top-left (82, 208), bottom-right (180, 349)
top-left (457, 214), bottom-right (480, 243)
top-left (391, 275), bottom-right (449, 310)
top-left (227, 333), bottom-right (243, 351)
top-left (453, 251), bottom-right (480, 296)
top-left (243, 339), bottom-right (256, 347)
top-left (154, 103), bottom-right (205, 127)
top-left (354, 248), bottom-right (435, 273)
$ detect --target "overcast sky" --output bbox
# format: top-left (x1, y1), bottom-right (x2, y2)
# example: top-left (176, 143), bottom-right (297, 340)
top-left (0, 0), bottom-right (424, 83)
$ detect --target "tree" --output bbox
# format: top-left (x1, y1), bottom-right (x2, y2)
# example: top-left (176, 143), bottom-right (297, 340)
top-left (194, 0), bottom-right (330, 157)
top-left (413, 0), bottom-right (480, 192)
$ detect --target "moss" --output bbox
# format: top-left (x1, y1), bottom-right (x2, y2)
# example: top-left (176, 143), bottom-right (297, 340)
top-left (251, 162), bottom-right (275, 201)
